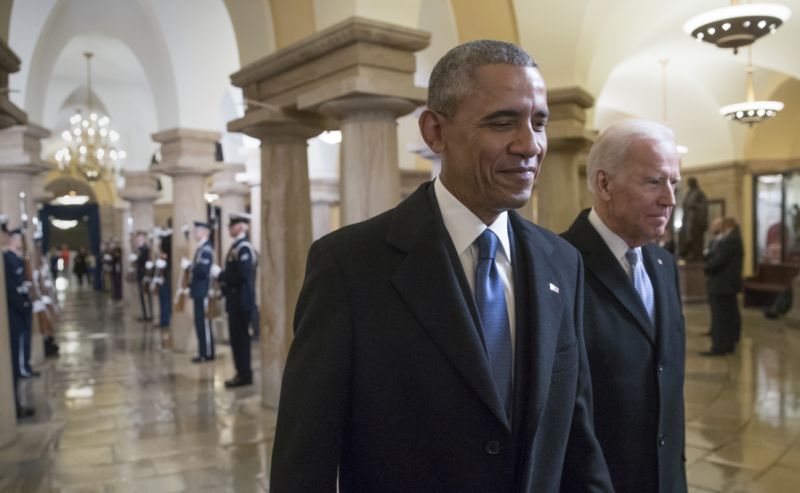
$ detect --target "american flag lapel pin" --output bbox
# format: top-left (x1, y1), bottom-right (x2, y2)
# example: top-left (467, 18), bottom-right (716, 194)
top-left (549, 282), bottom-right (559, 294)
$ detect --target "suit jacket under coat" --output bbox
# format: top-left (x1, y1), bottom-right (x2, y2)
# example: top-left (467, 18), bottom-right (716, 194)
top-left (705, 229), bottom-right (743, 295)
top-left (562, 209), bottom-right (687, 493)
top-left (270, 183), bottom-right (612, 493)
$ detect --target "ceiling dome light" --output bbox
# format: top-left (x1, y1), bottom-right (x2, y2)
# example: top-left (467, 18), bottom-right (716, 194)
top-left (719, 101), bottom-right (783, 124)
top-left (684, 3), bottom-right (791, 54)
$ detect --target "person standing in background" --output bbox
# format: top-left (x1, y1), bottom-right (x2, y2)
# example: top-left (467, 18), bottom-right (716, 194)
top-left (703, 217), bottom-right (743, 356)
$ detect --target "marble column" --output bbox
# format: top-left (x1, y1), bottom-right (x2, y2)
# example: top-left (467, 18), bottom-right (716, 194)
top-left (229, 109), bottom-right (321, 408)
top-left (151, 129), bottom-right (223, 353)
top-left (310, 178), bottom-right (339, 240)
top-left (0, 124), bottom-right (52, 369)
top-left (526, 87), bottom-right (594, 231)
top-left (319, 96), bottom-right (418, 225)
top-left (119, 171), bottom-right (161, 232)
top-left (209, 164), bottom-right (248, 255)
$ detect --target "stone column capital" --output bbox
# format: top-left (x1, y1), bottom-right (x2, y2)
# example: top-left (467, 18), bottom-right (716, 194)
top-left (228, 108), bottom-right (323, 143)
top-left (210, 164), bottom-right (249, 197)
top-left (546, 86), bottom-right (596, 152)
top-left (319, 96), bottom-right (419, 122)
top-left (0, 38), bottom-right (26, 130)
top-left (119, 170), bottom-right (162, 204)
top-left (0, 123), bottom-right (53, 173)
top-left (151, 127), bottom-right (223, 172)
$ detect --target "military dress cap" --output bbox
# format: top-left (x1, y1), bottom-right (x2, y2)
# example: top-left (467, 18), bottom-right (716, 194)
top-left (193, 221), bottom-right (211, 230)
top-left (228, 212), bottom-right (252, 226)
top-left (5, 227), bottom-right (22, 236)
top-left (157, 228), bottom-right (173, 237)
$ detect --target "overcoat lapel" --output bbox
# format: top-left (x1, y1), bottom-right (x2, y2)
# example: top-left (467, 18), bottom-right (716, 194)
top-left (567, 211), bottom-right (656, 346)
top-left (388, 184), bottom-right (509, 429)
top-left (508, 212), bottom-right (566, 430)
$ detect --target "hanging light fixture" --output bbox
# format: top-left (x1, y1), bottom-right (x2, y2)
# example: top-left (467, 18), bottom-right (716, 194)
top-left (684, 1), bottom-right (791, 54)
top-left (55, 52), bottom-right (126, 182)
top-left (719, 46), bottom-right (784, 124)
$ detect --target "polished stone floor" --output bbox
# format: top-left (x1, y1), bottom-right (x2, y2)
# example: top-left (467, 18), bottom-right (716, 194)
top-left (1, 281), bottom-right (799, 492)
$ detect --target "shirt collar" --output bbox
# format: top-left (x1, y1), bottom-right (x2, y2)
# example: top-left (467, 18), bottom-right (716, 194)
top-left (234, 232), bottom-right (247, 242)
top-left (588, 207), bottom-right (637, 263)
top-left (433, 178), bottom-right (511, 262)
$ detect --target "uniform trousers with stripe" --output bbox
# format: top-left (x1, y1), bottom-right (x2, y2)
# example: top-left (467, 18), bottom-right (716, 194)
top-left (192, 296), bottom-right (214, 358)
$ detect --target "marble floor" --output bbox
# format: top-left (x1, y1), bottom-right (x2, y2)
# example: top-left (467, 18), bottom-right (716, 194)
top-left (1, 282), bottom-right (800, 492)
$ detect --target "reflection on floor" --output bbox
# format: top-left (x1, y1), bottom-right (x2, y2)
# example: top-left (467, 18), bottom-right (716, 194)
top-left (1, 284), bottom-right (800, 492)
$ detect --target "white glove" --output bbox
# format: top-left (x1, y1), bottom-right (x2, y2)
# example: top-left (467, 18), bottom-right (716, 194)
top-left (210, 264), bottom-right (222, 279)
top-left (128, 253), bottom-right (138, 262)
top-left (17, 285), bottom-right (28, 294)
top-left (181, 257), bottom-right (192, 269)
top-left (32, 299), bottom-right (46, 313)
top-left (155, 259), bottom-right (167, 269)
top-left (145, 261), bottom-right (154, 270)
top-left (104, 254), bottom-right (112, 261)
top-left (41, 295), bottom-right (53, 305)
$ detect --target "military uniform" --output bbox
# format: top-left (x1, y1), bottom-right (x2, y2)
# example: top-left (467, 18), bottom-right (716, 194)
top-left (4, 245), bottom-right (31, 378)
top-left (154, 230), bottom-right (172, 328)
top-left (221, 214), bottom-right (257, 387)
top-left (190, 224), bottom-right (215, 361)
top-left (135, 236), bottom-right (153, 321)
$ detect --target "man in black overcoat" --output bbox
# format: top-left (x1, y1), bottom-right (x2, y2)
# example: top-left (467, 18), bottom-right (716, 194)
top-left (563, 119), bottom-right (687, 493)
top-left (703, 217), bottom-right (743, 355)
top-left (270, 40), bottom-right (612, 493)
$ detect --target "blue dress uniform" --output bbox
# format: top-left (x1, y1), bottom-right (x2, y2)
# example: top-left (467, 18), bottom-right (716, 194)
top-left (157, 231), bottom-right (172, 328)
top-left (4, 248), bottom-right (32, 398)
top-left (221, 231), bottom-right (257, 386)
top-left (190, 235), bottom-right (215, 361)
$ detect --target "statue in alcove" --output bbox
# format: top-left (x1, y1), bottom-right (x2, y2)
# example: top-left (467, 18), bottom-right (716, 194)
top-left (679, 177), bottom-right (708, 261)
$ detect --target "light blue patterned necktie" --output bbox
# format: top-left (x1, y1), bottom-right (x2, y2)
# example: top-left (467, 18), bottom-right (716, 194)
top-left (475, 229), bottom-right (512, 415)
top-left (625, 248), bottom-right (655, 324)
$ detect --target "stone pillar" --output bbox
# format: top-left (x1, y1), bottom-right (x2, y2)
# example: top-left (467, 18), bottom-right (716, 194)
top-left (0, 38), bottom-right (27, 447)
top-left (310, 178), bottom-right (340, 240)
top-left (229, 109), bottom-right (321, 408)
top-left (527, 87), bottom-right (594, 231)
top-left (319, 97), bottom-right (418, 225)
top-left (119, 171), bottom-right (161, 232)
top-left (0, 124), bottom-right (52, 369)
top-left (151, 129), bottom-right (223, 353)
top-left (209, 164), bottom-right (248, 255)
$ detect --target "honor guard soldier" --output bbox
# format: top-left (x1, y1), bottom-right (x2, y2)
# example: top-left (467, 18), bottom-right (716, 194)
top-left (110, 240), bottom-right (123, 300)
top-left (152, 228), bottom-right (172, 328)
top-left (2, 219), bottom-right (36, 418)
top-left (134, 231), bottom-right (153, 321)
top-left (183, 221), bottom-right (215, 363)
top-left (220, 212), bottom-right (257, 387)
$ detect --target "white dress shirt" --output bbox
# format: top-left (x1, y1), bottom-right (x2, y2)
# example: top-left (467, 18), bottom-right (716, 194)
top-left (433, 178), bottom-right (516, 354)
top-left (588, 208), bottom-right (640, 275)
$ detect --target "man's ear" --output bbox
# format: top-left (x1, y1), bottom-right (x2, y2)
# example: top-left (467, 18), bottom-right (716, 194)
top-left (595, 169), bottom-right (613, 202)
top-left (419, 109), bottom-right (446, 154)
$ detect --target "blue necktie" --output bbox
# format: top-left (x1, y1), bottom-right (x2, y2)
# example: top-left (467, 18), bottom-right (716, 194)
top-left (625, 248), bottom-right (655, 324)
top-left (475, 229), bottom-right (512, 414)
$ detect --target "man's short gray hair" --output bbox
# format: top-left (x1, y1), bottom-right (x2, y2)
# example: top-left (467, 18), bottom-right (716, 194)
top-left (427, 40), bottom-right (537, 118)
top-left (586, 119), bottom-right (677, 193)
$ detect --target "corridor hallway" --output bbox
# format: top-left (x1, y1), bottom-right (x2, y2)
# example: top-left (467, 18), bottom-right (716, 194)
top-left (0, 282), bottom-right (274, 492)
top-left (1, 282), bottom-right (800, 492)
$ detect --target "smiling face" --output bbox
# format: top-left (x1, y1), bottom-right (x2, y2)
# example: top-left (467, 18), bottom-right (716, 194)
top-left (596, 138), bottom-right (681, 247)
top-left (420, 64), bottom-right (549, 224)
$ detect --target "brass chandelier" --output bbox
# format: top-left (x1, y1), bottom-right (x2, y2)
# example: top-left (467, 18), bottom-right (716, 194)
top-left (55, 52), bottom-right (126, 182)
